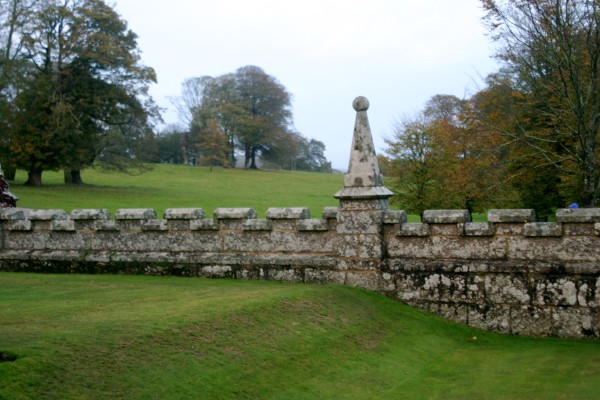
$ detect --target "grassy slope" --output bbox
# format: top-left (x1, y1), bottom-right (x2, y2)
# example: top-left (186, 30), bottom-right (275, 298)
top-left (8, 165), bottom-right (344, 218)
top-left (0, 273), bottom-right (599, 400)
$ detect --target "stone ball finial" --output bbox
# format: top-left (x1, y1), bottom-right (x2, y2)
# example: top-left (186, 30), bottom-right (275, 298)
top-left (352, 96), bottom-right (369, 111)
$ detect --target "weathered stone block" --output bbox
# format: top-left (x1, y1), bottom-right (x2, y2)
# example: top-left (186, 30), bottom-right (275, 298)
top-left (297, 219), bottom-right (329, 231)
top-left (0, 208), bottom-right (29, 221)
top-left (524, 222), bottom-right (563, 237)
top-left (51, 220), bottom-right (76, 232)
top-left (423, 209), bottom-right (470, 224)
top-left (304, 269), bottom-right (346, 285)
top-left (556, 208), bottom-right (600, 223)
top-left (115, 208), bottom-right (157, 220)
top-left (387, 236), bottom-right (507, 260)
top-left (190, 219), bottom-right (218, 231)
top-left (338, 198), bottom-right (389, 211)
top-left (485, 274), bottom-right (531, 305)
top-left (29, 209), bottom-right (68, 221)
top-left (345, 271), bottom-right (381, 291)
top-left (94, 220), bottom-right (120, 231)
top-left (464, 222), bottom-right (495, 236)
top-left (494, 223), bottom-right (526, 236)
top-left (563, 223), bottom-right (595, 236)
top-left (322, 207), bottom-right (338, 219)
top-left (429, 224), bottom-right (464, 236)
top-left (336, 211), bottom-right (382, 234)
top-left (467, 304), bottom-right (512, 334)
top-left (6, 220), bottom-right (32, 231)
top-left (163, 208), bottom-right (205, 220)
top-left (243, 219), bottom-right (273, 231)
top-left (509, 236), bottom-right (600, 262)
top-left (510, 306), bottom-right (554, 337)
top-left (397, 223), bottom-right (430, 237)
top-left (488, 209), bottom-right (535, 223)
top-left (266, 207), bottom-right (310, 219)
top-left (358, 234), bottom-right (384, 259)
top-left (383, 210), bottom-right (408, 225)
top-left (70, 209), bottom-right (110, 220)
top-left (223, 231), bottom-right (335, 253)
top-left (552, 307), bottom-right (597, 338)
top-left (141, 219), bottom-right (168, 231)
top-left (214, 208), bottom-right (256, 219)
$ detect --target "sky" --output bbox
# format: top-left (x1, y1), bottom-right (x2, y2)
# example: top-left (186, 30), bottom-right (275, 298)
top-left (113, 0), bottom-right (499, 171)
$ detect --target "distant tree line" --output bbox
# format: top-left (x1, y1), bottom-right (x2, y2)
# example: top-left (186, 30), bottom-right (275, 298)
top-left (382, 0), bottom-right (600, 218)
top-left (0, 0), bottom-right (159, 186)
top-left (166, 66), bottom-right (332, 173)
top-left (0, 4), bottom-right (332, 185)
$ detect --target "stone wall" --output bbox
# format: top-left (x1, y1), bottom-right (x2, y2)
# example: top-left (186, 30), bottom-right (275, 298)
top-left (0, 97), bottom-right (598, 339)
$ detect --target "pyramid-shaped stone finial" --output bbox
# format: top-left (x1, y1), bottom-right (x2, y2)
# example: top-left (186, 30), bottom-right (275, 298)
top-left (334, 97), bottom-right (393, 200)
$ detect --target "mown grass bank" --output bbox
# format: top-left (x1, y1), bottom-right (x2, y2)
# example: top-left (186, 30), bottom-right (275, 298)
top-left (0, 273), bottom-right (598, 399)
top-left (8, 165), bottom-right (344, 218)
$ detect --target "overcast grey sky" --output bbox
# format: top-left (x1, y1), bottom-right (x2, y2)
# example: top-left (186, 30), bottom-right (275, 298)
top-left (114, 0), bottom-right (498, 170)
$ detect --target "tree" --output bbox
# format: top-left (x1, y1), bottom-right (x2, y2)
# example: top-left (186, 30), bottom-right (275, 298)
top-left (196, 119), bottom-right (229, 171)
top-left (190, 66), bottom-right (294, 169)
top-left (384, 112), bottom-right (441, 216)
top-left (384, 95), bottom-right (508, 215)
top-left (472, 73), bottom-right (563, 218)
top-left (482, 0), bottom-right (600, 206)
top-left (0, 0), bottom-right (158, 186)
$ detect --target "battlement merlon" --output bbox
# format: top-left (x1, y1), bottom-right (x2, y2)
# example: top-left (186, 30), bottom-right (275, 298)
top-left (334, 96), bottom-right (393, 202)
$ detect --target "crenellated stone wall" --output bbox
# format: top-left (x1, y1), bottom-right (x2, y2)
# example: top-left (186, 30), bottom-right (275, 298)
top-left (0, 97), bottom-right (598, 339)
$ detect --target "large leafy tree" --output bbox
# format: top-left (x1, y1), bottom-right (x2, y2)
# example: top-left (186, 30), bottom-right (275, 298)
top-left (0, 0), bottom-right (158, 185)
top-left (188, 66), bottom-right (295, 169)
top-left (482, 0), bottom-right (600, 206)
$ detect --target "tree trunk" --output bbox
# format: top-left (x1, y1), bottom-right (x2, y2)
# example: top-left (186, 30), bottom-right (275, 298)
top-left (25, 168), bottom-right (43, 186)
top-left (64, 169), bottom-right (84, 184)
top-left (249, 147), bottom-right (258, 169)
top-left (3, 166), bottom-right (16, 181)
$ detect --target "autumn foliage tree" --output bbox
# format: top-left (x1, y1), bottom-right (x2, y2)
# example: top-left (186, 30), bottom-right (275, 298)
top-left (481, 0), bottom-right (600, 206)
top-left (384, 95), bottom-right (508, 216)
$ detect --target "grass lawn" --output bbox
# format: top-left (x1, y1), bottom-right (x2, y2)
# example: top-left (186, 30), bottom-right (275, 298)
top-left (0, 273), bottom-right (599, 399)
top-left (8, 165), bottom-right (344, 218)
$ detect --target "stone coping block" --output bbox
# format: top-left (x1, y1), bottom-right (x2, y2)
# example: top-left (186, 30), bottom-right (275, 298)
top-left (297, 219), bottom-right (329, 231)
top-left (214, 208), bottom-right (257, 220)
top-left (94, 220), bottom-right (120, 231)
top-left (488, 209), bottom-right (535, 223)
top-left (322, 207), bottom-right (339, 219)
top-left (29, 209), bottom-right (68, 221)
top-left (6, 220), bottom-right (31, 231)
top-left (266, 207), bottom-right (310, 220)
top-left (423, 210), bottom-right (470, 224)
top-left (524, 222), bottom-right (563, 237)
top-left (243, 219), bottom-right (273, 231)
top-left (141, 219), bottom-right (168, 231)
top-left (464, 222), bottom-right (496, 236)
top-left (70, 209), bottom-right (110, 220)
top-left (383, 210), bottom-right (408, 224)
top-left (556, 208), bottom-right (600, 223)
top-left (164, 208), bottom-right (205, 220)
top-left (115, 208), bottom-right (157, 220)
top-left (190, 219), bottom-right (218, 231)
top-left (397, 223), bottom-right (430, 237)
top-left (51, 220), bottom-right (76, 232)
top-left (0, 208), bottom-right (30, 221)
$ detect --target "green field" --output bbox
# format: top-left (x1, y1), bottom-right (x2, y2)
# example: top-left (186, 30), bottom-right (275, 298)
top-left (0, 273), bottom-right (598, 400)
top-left (8, 165), bottom-right (344, 218)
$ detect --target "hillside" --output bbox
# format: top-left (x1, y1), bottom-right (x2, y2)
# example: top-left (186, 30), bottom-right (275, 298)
top-left (8, 165), bottom-right (343, 218)
top-left (1, 273), bottom-right (598, 399)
